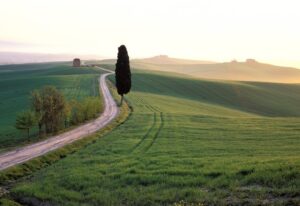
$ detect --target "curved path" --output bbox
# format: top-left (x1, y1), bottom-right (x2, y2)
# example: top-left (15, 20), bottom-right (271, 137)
top-left (0, 68), bottom-right (118, 171)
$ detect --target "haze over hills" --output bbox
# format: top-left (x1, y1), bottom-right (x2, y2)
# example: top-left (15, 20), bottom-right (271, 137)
top-left (0, 52), bottom-right (103, 65)
top-left (2, 52), bottom-right (300, 83)
top-left (133, 55), bottom-right (216, 65)
top-left (128, 56), bottom-right (300, 83)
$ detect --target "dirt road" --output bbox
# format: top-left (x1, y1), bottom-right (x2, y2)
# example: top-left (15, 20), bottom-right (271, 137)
top-left (0, 69), bottom-right (118, 171)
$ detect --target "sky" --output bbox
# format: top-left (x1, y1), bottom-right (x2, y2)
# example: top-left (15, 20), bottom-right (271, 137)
top-left (0, 0), bottom-right (299, 67)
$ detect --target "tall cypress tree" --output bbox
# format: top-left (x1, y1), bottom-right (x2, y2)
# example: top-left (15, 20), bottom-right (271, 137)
top-left (115, 45), bottom-right (131, 105)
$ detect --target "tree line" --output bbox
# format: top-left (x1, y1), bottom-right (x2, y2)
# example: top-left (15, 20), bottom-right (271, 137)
top-left (15, 86), bottom-right (102, 139)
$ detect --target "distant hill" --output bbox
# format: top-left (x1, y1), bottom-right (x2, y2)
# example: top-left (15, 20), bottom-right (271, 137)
top-left (70, 56), bottom-right (300, 83)
top-left (0, 52), bottom-right (103, 65)
top-left (86, 59), bottom-right (116, 65)
top-left (88, 55), bottom-right (214, 66)
top-left (128, 57), bottom-right (300, 83)
top-left (133, 55), bottom-right (215, 65)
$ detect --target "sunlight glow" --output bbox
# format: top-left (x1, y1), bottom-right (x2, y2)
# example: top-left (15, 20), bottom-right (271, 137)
top-left (0, 0), bottom-right (299, 67)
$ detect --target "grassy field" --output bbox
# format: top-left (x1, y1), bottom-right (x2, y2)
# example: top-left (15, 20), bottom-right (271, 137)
top-left (8, 68), bottom-right (300, 205)
top-left (0, 63), bottom-right (103, 152)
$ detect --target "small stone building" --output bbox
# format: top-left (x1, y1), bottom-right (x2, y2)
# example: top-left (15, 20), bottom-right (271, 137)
top-left (73, 58), bottom-right (81, 67)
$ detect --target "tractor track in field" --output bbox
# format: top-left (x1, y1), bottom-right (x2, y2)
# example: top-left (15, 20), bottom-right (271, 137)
top-left (143, 112), bottom-right (164, 153)
top-left (145, 105), bottom-right (161, 113)
top-left (130, 112), bottom-right (157, 153)
top-left (0, 67), bottom-right (118, 171)
top-left (130, 98), bottom-right (164, 154)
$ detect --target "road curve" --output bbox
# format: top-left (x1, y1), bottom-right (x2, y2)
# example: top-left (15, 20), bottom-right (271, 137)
top-left (0, 68), bottom-right (118, 171)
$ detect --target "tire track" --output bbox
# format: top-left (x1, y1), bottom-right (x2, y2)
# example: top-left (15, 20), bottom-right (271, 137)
top-left (129, 96), bottom-right (163, 153)
top-left (130, 112), bottom-right (157, 153)
top-left (143, 112), bottom-right (164, 153)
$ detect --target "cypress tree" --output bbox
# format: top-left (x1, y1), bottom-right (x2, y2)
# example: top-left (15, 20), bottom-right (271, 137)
top-left (115, 45), bottom-right (131, 105)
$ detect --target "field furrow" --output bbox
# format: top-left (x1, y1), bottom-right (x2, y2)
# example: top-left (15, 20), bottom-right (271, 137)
top-left (144, 112), bottom-right (164, 153)
top-left (130, 112), bottom-right (157, 153)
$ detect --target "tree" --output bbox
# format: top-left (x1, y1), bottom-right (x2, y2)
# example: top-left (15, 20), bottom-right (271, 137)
top-left (63, 101), bottom-right (72, 128)
top-left (70, 97), bottom-right (102, 125)
top-left (115, 45), bottom-right (131, 105)
top-left (31, 86), bottom-right (66, 134)
top-left (15, 110), bottom-right (36, 140)
top-left (41, 86), bottom-right (66, 133)
top-left (31, 90), bottom-right (43, 135)
top-left (70, 100), bottom-right (85, 125)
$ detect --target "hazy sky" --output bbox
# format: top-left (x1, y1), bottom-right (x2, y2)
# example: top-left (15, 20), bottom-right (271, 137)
top-left (0, 0), bottom-right (299, 67)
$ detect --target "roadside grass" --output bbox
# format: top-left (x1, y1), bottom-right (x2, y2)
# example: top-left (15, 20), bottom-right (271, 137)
top-left (6, 69), bottom-right (300, 205)
top-left (0, 63), bottom-right (104, 152)
top-left (0, 198), bottom-right (21, 206)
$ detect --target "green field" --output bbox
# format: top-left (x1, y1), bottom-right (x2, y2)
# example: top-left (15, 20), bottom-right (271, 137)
top-left (8, 68), bottom-right (300, 205)
top-left (0, 63), bottom-right (103, 152)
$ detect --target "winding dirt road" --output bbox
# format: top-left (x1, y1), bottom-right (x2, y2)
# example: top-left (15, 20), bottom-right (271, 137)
top-left (0, 68), bottom-right (118, 171)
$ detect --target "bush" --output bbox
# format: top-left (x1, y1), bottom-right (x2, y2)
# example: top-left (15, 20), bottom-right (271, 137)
top-left (70, 97), bottom-right (102, 125)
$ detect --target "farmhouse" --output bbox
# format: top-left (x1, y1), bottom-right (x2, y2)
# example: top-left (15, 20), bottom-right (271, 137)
top-left (73, 58), bottom-right (81, 67)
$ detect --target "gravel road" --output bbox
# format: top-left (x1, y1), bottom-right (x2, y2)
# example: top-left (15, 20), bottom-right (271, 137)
top-left (0, 68), bottom-right (118, 171)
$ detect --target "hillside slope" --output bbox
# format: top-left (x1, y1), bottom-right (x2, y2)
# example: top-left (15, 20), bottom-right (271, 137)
top-left (131, 71), bottom-right (300, 117)
top-left (133, 55), bottom-right (215, 65)
top-left (93, 56), bottom-right (300, 83)
top-left (131, 58), bottom-right (300, 83)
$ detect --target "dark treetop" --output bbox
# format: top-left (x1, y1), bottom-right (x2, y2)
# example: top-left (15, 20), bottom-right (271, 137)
top-left (115, 45), bottom-right (131, 97)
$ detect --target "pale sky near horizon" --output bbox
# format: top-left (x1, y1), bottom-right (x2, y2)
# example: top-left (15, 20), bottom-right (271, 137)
top-left (0, 0), bottom-right (299, 67)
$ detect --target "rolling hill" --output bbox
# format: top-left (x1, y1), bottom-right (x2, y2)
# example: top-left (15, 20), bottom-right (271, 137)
top-left (133, 55), bottom-right (215, 65)
top-left (130, 57), bottom-right (300, 83)
top-left (6, 67), bottom-right (300, 205)
top-left (91, 56), bottom-right (300, 83)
